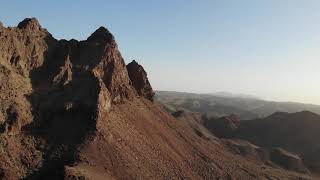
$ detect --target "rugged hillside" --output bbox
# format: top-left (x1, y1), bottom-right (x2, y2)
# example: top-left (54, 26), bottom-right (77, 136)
top-left (175, 111), bottom-right (311, 175)
top-left (203, 114), bottom-right (241, 138)
top-left (234, 111), bottom-right (320, 173)
top-left (202, 111), bottom-right (320, 175)
top-left (0, 18), bottom-right (311, 179)
top-left (0, 17), bottom-right (138, 179)
top-left (155, 91), bottom-right (320, 119)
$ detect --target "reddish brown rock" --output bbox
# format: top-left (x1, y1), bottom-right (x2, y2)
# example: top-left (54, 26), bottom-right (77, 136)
top-left (0, 17), bottom-right (138, 178)
top-left (126, 60), bottom-right (155, 101)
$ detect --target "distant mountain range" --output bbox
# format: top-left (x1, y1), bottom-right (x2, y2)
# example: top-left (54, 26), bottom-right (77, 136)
top-left (155, 91), bottom-right (320, 119)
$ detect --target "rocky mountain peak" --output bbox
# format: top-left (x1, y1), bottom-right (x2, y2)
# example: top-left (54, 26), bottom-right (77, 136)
top-left (17, 17), bottom-right (41, 31)
top-left (127, 60), bottom-right (155, 101)
top-left (0, 18), bottom-right (154, 139)
top-left (87, 26), bottom-right (114, 43)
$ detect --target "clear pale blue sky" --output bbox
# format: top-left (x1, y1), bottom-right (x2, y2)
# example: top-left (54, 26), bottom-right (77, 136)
top-left (1, 1), bottom-right (320, 104)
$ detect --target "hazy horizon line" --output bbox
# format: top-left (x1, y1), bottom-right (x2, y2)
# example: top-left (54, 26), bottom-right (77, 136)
top-left (155, 89), bottom-right (320, 106)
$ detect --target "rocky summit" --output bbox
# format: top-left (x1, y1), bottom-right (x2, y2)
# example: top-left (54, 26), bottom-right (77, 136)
top-left (0, 18), bottom-right (312, 180)
top-left (126, 60), bottom-right (155, 101)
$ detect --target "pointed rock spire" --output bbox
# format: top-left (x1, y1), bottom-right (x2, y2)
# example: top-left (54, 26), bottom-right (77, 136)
top-left (127, 60), bottom-right (155, 101)
top-left (87, 26), bottom-right (115, 43)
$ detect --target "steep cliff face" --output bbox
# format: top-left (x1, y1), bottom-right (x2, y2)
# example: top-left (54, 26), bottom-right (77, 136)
top-left (0, 17), bottom-right (140, 135)
top-left (0, 18), bottom-right (311, 180)
top-left (0, 17), bottom-right (145, 179)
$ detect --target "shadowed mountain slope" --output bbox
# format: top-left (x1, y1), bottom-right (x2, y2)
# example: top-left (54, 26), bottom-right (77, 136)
top-left (202, 111), bottom-right (320, 175)
top-left (234, 111), bottom-right (320, 173)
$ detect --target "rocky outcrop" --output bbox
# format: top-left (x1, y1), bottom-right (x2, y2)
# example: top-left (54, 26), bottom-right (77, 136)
top-left (0, 17), bottom-right (151, 179)
top-left (126, 60), bottom-right (154, 101)
top-left (0, 17), bottom-right (146, 136)
top-left (17, 17), bottom-right (42, 31)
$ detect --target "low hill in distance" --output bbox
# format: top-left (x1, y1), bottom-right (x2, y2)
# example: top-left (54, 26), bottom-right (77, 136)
top-left (155, 91), bottom-right (320, 119)
top-left (201, 111), bottom-right (320, 175)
